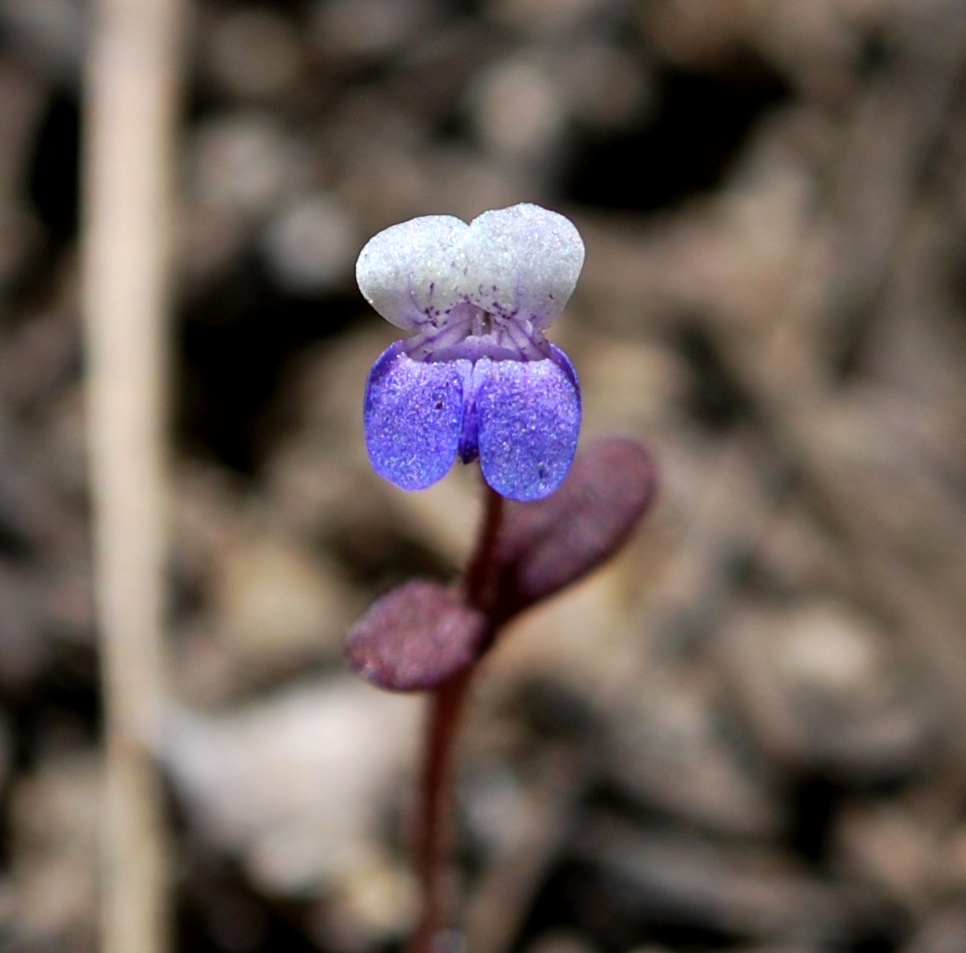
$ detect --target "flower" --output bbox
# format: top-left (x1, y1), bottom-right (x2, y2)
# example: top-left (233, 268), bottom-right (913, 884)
top-left (357, 203), bottom-right (585, 502)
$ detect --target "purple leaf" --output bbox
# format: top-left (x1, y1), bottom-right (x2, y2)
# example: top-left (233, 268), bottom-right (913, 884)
top-left (345, 580), bottom-right (491, 692)
top-left (471, 437), bottom-right (658, 622)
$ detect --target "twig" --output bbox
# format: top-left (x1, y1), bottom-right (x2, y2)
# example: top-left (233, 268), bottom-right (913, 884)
top-left (464, 746), bottom-right (589, 953)
top-left (82, 1), bottom-right (184, 952)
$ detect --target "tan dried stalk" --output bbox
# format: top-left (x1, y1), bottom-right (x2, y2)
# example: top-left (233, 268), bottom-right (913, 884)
top-left (82, 1), bottom-right (185, 951)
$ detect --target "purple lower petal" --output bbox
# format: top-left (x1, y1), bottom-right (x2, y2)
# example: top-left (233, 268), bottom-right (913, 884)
top-left (364, 342), bottom-right (470, 490)
top-left (475, 345), bottom-right (581, 501)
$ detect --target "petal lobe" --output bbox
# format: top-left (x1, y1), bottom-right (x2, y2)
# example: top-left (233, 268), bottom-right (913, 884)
top-left (476, 345), bottom-right (581, 501)
top-left (356, 215), bottom-right (467, 331)
top-left (364, 343), bottom-right (469, 490)
top-left (467, 204), bottom-right (584, 329)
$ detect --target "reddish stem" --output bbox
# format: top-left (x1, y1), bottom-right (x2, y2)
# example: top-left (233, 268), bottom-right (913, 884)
top-left (464, 485), bottom-right (505, 608)
top-left (407, 484), bottom-right (505, 953)
top-left (407, 669), bottom-right (472, 953)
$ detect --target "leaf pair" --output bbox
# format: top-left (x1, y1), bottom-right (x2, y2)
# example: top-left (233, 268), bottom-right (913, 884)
top-left (345, 438), bottom-right (657, 692)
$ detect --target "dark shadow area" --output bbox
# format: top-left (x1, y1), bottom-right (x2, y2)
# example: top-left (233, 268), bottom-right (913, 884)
top-left (565, 57), bottom-right (791, 212)
top-left (177, 256), bottom-right (360, 476)
top-left (28, 87), bottom-right (80, 249)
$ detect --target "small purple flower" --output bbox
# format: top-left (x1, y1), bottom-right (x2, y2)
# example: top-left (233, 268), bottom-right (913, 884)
top-left (357, 203), bottom-right (584, 502)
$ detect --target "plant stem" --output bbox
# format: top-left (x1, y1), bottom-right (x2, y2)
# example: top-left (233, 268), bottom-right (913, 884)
top-left (408, 669), bottom-right (473, 953)
top-left (464, 484), bottom-right (505, 609)
top-left (83, 1), bottom-right (184, 951)
top-left (408, 484), bottom-right (505, 953)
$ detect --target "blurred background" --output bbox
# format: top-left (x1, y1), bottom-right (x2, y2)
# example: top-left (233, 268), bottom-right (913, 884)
top-left (3, 0), bottom-right (966, 951)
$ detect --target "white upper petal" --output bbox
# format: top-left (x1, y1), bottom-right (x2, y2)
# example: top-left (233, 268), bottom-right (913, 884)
top-left (355, 215), bottom-right (468, 331)
top-left (464, 204), bottom-right (584, 329)
top-left (355, 203), bottom-right (584, 333)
